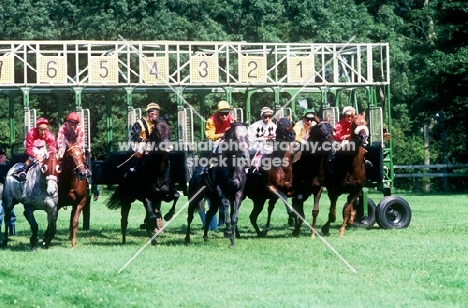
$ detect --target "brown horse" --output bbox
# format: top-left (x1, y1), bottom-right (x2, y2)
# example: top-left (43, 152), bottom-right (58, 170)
top-left (321, 114), bottom-right (369, 237)
top-left (58, 140), bottom-right (90, 248)
top-left (243, 117), bottom-right (296, 237)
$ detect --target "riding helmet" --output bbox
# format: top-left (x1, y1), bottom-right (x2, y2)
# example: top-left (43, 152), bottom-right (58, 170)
top-left (217, 100), bottom-right (231, 112)
top-left (36, 118), bottom-right (50, 127)
top-left (66, 112), bottom-right (81, 124)
top-left (146, 102), bottom-right (161, 113)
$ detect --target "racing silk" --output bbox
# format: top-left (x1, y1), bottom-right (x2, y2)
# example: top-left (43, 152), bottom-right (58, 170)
top-left (25, 128), bottom-right (57, 157)
top-left (130, 118), bottom-right (155, 142)
top-left (293, 121), bottom-right (313, 143)
top-left (205, 113), bottom-right (235, 141)
top-left (57, 123), bottom-right (86, 151)
top-left (334, 118), bottom-right (352, 141)
top-left (248, 119), bottom-right (276, 142)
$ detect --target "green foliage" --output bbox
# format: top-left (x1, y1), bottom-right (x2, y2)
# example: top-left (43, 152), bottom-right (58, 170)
top-left (1, 0), bottom-right (467, 189)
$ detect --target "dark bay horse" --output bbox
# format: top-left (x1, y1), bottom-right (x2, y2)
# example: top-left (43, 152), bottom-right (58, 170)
top-left (291, 116), bottom-right (335, 237)
top-left (321, 114), bottom-right (369, 237)
top-left (1, 152), bottom-right (60, 250)
top-left (185, 122), bottom-right (249, 247)
top-left (58, 140), bottom-right (91, 248)
top-left (243, 117), bottom-right (296, 237)
top-left (105, 118), bottom-right (180, 245)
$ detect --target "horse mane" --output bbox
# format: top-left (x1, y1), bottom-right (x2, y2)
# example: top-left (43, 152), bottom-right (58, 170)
top-left (153, 116), bottom-right (171, 142)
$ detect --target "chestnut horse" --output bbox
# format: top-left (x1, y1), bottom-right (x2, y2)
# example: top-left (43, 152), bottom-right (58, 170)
top-left (291, 116), bottom-right (335, 237)
top-left (243, 117), bottom-right (296, 237)
top-left (321, 114), bottom-right (369, 237)
top-left (185, 122), bottom-right (249, 247)
top-left (58, 140), bottom-right (91, 248)
top-left (1, 151), bottom-right (60, 250)
top-left (106, 117), bottom-right (180, 245)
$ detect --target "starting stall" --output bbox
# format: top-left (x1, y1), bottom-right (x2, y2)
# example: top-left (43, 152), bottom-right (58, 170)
top-left (0, 40), bottom-right (411, 230)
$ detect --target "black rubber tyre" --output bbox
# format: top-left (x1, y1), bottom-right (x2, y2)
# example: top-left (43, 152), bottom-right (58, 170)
top-left (342, 197), bottom-right (376, 228)
top-left (376, 196), bottom-right (412, 229)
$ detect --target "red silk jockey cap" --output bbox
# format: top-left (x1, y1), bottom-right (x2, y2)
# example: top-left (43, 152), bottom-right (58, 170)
top-left (36, 118), bottom-right (49, 127)
top-left (67, 112), bottom-right (80, 123)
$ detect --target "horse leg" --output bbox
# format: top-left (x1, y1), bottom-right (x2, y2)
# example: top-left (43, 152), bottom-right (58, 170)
top-left (264, 198), bottom-right (278, 237)
top-left (43, 206), bottom-right (58, 249)
top-left (322, 193), bottom-right (338, 236)
top-left (163, 189), bottom-right (180, 221)
top-left (340, 193), bottom-right (359, 237)
top-left (143, 199), bottom-right (158, 245)
top-left (228, 192), bottom-right (243, 248)
top-left (23, 206), bottom-right (39, 251)
top-left (311, 187), bottom-right (323, 238)
top-left (68, 207), bottom-right (77, 239)
top-left (120, 203), bottom-right (131, 244)
top-left (70, 198), bottom-right (87, 248)
top-left (249, 198), bottom-right (264, 237)
top-left (185, 194), bottom-right (203, 244)
top-left (291, 195), bottom-right (305, 237)
top-left (204, 199), bottom-right (219, 242)
top-left (220, 198), bottom-right (232, 240)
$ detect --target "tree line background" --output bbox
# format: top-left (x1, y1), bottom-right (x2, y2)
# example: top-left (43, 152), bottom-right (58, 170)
top-left (0, 0), bottom-right (466, 191)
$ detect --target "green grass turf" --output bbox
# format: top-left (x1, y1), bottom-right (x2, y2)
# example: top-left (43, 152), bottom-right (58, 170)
top-left (1, 191), bottom-right (467, 307)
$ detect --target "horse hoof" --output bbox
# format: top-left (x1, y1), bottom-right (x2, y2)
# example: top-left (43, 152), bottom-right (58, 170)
top-left (42, 242), bottom-right (50, 249)
top-left (163, 211), bottom-right (174, 221)
top-left (184, 237), bottom-right (191, 244)
top-left (203, 236), bottom-right (209, 242)
top-left (321, 226), bottom-right (330, 235)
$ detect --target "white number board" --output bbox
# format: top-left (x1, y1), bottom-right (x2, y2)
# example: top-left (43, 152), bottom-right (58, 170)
top-left (89, 56), bottom-right (118, 83)
top-left (140, 56), bottom-right (168, 84)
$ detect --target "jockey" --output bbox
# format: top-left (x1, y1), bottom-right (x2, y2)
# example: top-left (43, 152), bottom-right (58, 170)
top-left (200, 100), bottom-right (235, 175)
top-left (205, 100), bottom-right (235, 154)
top-left (14, 117), bottom-right (57, 181)
top-left (291, 109), bottom-right (316, 162)
top-left (334, 106), bottom-right (355, 142)
top-left (129, 102), bottom-right (161, 172)
top-left (247, 106), bottom-right (276, 175)
top-left (57, 112), bottom-right (86, 160)
top-left (329, 106), bottom-right (372, 172)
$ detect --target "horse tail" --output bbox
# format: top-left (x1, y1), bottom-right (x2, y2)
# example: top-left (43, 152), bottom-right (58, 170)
top-left (105, 191), bottom-right (124, 210)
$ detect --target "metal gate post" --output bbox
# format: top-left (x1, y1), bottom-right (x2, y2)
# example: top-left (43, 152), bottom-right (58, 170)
top-left (8, 93), bottom-right (16, 145)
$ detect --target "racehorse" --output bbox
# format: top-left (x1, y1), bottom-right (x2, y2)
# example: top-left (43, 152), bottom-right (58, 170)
top-left (1, 152), bottom-right (60, 250)
top-left (105, 117), bottom-right (180, 245)
top-left (291, 115), bottom-right (335, 237)
top-left (185, 121), bottom-right (249, 247)
top-left (58, 140), bottom-right (91, 248)
top-left (243, 117), bottom-right (296, 237)
top-left (321, 113), bottom-right (369, 237)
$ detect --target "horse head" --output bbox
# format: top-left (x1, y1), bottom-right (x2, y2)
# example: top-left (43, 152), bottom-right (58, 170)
top-left (153, 116), bottom-right (171, 143)
top-left (351, 114), bottom-right (369, 147)
top-left (40, 151), bottom-right (60, 198)
top-left (64, 140), bottom-right (90, 181)
top-left (308, 115), bottom-right (335, 145)
top-left (276, 118), bottom-right (296, 142)
top-left (224, 121), bottom-right (250, 161)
